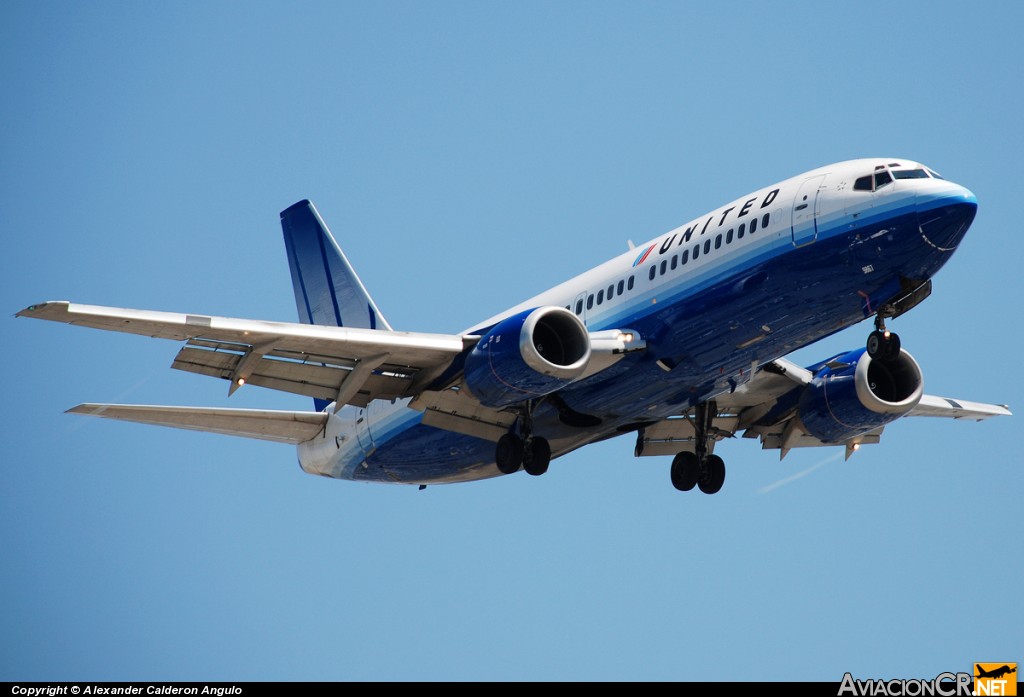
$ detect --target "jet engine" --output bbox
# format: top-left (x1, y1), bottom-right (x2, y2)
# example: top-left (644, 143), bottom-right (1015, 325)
top-left (797, 347), bottom-right (924, 443)
top-left (463, 307), bottom-right (591, 408)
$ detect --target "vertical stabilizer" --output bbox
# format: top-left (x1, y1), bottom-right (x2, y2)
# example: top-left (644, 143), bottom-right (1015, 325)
top-left (280, 200), bottom-right (393, 331)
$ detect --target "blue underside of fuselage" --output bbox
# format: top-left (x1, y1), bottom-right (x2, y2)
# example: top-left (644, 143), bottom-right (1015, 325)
top-left (347, 195), bottom-right (977, 483)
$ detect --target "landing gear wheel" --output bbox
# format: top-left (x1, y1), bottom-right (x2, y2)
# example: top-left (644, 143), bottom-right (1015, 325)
top-left (495, 433), bottom-right (523, 474)
top-left (697, 454), bottom-right (726, 495)
top-left (522, 437), bottom-right (551, 476)
top-left (882, 331), bottom-right (901, 360)
top-left (867, 330), bottom-right (901, 362)
top-left (868, 329), bottom-right (884, 356)
top-left (670, 451), bottom-right (700, 492)
top-left (866, 330), bottom-right (883, 358)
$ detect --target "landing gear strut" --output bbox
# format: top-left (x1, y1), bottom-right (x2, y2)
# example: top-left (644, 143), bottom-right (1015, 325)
top-left (866, 314), bottom-right (901, 363)
top-left (670, 400), bottom-right (727, 495)
top-left (494, 401), bottom-right (551, 477)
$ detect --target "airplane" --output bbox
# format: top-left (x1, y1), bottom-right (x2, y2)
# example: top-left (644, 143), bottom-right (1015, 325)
top-left (17, 158), bottom-right (1011, 493)
top-left (976, 666), bottom-right (1016, 680)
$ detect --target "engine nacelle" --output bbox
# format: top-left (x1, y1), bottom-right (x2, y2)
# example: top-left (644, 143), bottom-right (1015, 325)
top-left (798, 347), bottom-right (924, 443)
top-left (463, 307), bottom-right (591, 408)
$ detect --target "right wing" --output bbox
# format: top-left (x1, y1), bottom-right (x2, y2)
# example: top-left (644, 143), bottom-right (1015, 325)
top-left (17, 301), bottom-right (472, 409)
top-left (636, 356), bottom-right (1010, 460)
top-left (907, 394), bottom-right (1012, 420)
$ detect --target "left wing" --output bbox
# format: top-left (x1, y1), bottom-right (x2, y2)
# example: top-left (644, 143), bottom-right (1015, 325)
top-left (17, 301), bottom-right (470, 409)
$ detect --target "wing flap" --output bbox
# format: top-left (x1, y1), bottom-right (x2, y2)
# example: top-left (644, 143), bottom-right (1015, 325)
top-left (411, 387), bottom-right (518, 443)
top-left (637, 414), bottom-right (739, 457)
top-left (172, 344), bottom-right (414, 405)
top-left (67, 404), bottom-right (328, 444)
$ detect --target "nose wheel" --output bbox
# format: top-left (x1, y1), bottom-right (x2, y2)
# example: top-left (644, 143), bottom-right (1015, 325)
top-left (867, 316), bottom-right (901, 362)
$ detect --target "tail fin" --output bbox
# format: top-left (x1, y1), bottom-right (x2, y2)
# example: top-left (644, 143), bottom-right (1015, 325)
top-left (280, 200), bottom-right (392, 331)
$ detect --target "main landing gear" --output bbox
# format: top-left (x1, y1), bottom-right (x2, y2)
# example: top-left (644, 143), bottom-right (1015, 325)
top-left (495, 403), bottom-right (551, 477)
top-left (669, 400), bottom-right (726, 495)
top-left (866, 315), bottom-right (901, 363)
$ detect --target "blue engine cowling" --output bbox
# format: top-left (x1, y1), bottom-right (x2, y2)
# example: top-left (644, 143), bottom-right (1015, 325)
top-left (463, 307), bottom-right (591, 408)
top-left (798, 347), bottom-right (924, 443)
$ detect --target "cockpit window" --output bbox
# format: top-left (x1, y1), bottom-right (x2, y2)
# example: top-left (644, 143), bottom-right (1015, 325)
top-left (892, 168), bottom-right (929, 179)
top-left (926, 168), bottom-right (944, 180)
top-left (854, 170), bottom-right (893, 191)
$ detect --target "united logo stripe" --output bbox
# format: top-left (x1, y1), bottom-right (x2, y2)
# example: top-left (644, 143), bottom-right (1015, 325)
top-left (633, 244), bottom-right (656, 267)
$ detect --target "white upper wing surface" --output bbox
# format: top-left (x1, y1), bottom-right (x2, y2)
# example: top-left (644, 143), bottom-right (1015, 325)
top-left (18, 301), bottom-right (469, 407)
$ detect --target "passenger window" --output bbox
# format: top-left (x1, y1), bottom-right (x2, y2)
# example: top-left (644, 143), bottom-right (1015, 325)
top-left (761, 213), bottom-right (770, 228)
top-left (587, 294), bottom-right (594, 310)
top-left (854, 175), bottom-right (873, 191)
top-left (597, 290), bottom-right (604, 305)
top-left (660, 260), bottom-right (667, 275)
top-left (575, 300), bottom-right (583, 315)
top-left (693, 244), bottom-right (700, 259)
top-left (750, 217), bottom-right (758, 234)
top-left (703, 240), bottom-right (711, 254)
top-left (738, 223), bottom-right (745, 239)
top-left (608, 284), bottom-right (614, 299)
top-left (681, 249), bottom-right (689, 264)
top-left (617, 280), bottom-right (624, 295)
top-left (874, 171), bottom-right (892, 189)
top-left (627, 276), bottom-right (634, 291)
top-left (715, 234), bottom-right (722, 250)
top-left (670, 255), bottom-right (677, 270)
top-left (649, 266), bottom-right (656, 281)
top-left (726, 229), bottom-right (733, 244)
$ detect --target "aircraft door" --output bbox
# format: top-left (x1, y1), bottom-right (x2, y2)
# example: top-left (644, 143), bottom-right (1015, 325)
top-left (791, 175), bottom-right (827, 247)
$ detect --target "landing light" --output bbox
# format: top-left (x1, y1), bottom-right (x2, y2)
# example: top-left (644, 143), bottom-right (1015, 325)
top-left (621, 332), bottom-right (634, 343)
top-left (852, 443), bottom-right (860, 452)
top-left (236, 378), bottom-right (246, 387)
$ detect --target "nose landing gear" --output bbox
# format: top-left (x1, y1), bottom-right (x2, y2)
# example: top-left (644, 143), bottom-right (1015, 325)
top-left (867, 315), bottom-right (901, 363)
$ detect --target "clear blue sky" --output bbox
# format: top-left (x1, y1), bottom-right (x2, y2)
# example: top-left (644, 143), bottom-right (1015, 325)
top-left (2, 1), bottom-right (1021, 681)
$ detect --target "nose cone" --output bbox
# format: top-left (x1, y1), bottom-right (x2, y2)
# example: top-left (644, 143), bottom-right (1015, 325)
top-left (917, 180), bottom-right (977, 251)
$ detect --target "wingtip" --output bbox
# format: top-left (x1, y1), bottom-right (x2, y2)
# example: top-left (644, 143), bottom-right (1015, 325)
top-left (16, 301), bottom-right (69, 318)
top-left (66, 403), bottom-right (103, 416)
top-left (16, 302), bottom-right (48, 318)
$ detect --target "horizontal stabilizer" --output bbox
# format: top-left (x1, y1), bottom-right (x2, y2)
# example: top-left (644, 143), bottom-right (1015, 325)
top-left (67, 404), bottom-right (328, 444)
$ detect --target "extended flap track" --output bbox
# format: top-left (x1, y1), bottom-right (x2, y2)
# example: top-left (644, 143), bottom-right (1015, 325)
top-left (172, 338), bottom-right (416, 407)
